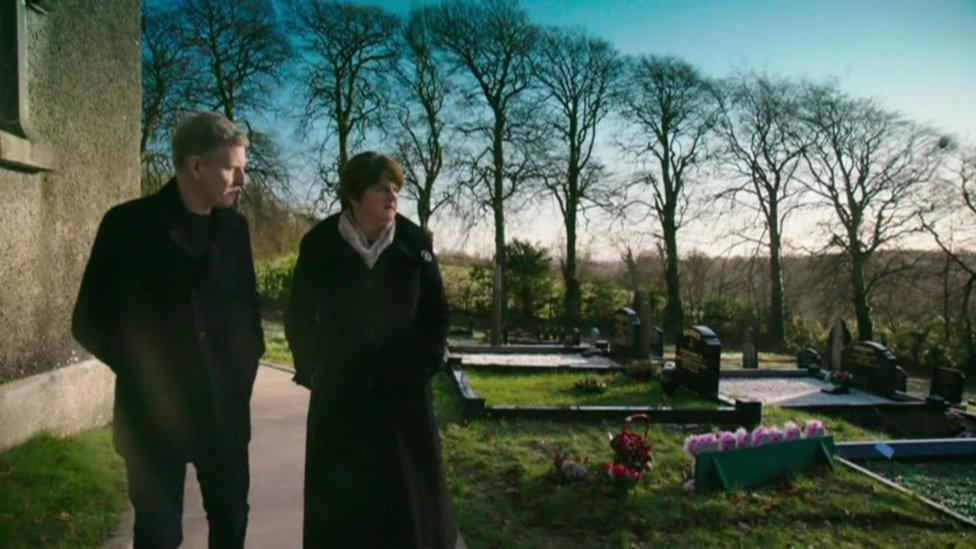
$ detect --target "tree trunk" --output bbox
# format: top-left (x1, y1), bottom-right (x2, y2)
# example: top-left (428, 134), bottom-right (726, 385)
top-left (850, 250), bottom-right (873, 341)
top-left (942, 254), bottom-right (952, 342)
top-left (768, 218), bottom-right (786, 349)
top-left (962, 275), bottom-right (975, 374)
top-left (662, 207), bottom-right (684, 340)
top-left (338, 126), bottom-right (349, 171)
top-left (563, 200), bottom-right (580, 328)
top-left (489, 118), bottom-right (506, 346)
top-left (418, 188), bottom-right (431, 232)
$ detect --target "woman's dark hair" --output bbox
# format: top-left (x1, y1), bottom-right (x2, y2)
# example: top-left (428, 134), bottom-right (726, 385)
top-left (338, 152), bottom-right (404, 209)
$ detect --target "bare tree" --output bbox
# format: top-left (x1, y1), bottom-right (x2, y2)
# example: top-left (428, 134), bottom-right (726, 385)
top-left (141, 2), bottom-right (199, 194)
top-left (618, 55), bottom-right (721, 339)
top-left (392, 8), bottom-right (453, 233)
top-left (921, 145), bottom-right (976, 371)
top-left (181, 0), bottom-right (289, 122)
top-left (426, 0), bottom-right (539, 344)
top-left (715, 73), bottom-right (807, 348)
top-left (291, 0), bottom-right (400, 209)
top-left (177, 0), bottom-right (291, 200)
top-left (800, 82), bottom-right (944, 340)
top-left (534, 27), bottom-right (621, 328)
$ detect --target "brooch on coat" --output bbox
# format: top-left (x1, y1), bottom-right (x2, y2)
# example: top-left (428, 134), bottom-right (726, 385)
top-left (421, 250), bottom-right (434, 263)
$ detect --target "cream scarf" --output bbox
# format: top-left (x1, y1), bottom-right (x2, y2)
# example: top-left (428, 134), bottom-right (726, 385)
top-left (338, 209), bottom-right (395, 269)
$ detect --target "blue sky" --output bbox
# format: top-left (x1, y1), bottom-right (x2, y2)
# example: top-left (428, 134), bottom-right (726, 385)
top-left (355, 0), bottom-right (976, 140)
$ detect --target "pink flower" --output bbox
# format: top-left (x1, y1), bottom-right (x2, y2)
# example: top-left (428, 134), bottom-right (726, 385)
top-left (783, 422), bottom-right (801, 441)
top-left (766, 427), bottom-right (784, 444)
top-left (718, 431), bottom-right (737, 452)
top-left (751, 426), bottom-right (768, 446)
top-left (734, 427), bottom-right (750, 448)
top-left (804, 420), bottom-right (825, 439)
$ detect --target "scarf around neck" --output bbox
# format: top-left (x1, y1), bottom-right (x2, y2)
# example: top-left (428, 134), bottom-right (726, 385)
top-left (338, 209), bottom-right (396, 269)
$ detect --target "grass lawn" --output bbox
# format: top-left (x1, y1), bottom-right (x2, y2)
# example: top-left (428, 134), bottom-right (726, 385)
top-left (263, 320), bottom-right (972, 546)
top-left (865, 460), bottom-right (976, 522)
top-left (0, 428), bottom-right (128, 548)
top-left (262, 318), bottom-right (294, 367)
top-left (432, 374), bottom-right (972, 547)
top-left (465, 370), bottom-right (714, 408)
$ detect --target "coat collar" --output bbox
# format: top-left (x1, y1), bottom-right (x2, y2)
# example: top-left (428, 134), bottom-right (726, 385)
top-left (327, 212), bottom-right (431, 266)
top-left (157, 178), bottom-right (235, 256)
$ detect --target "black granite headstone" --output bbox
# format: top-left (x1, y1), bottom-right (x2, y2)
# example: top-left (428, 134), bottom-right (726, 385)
top-left (930, 367), bottom-right (965, 404)
top-left (571, 327), bottom-right (581, 346)
top-left (676, 325), bottom-right (721, 399)
top-left (742, 327), bottom-right (758, 369)
top-left (842, 341), bottom-right (900, 397)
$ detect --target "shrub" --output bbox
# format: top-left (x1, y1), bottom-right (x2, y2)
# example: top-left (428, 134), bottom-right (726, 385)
top-left (255, 253), bottom-right (297, 312)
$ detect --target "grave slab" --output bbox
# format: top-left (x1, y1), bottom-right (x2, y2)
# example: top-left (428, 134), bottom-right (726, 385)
top-left (719, 377), bottom-right (894, 407)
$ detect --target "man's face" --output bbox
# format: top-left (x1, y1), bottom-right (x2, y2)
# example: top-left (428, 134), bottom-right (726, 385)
top-left (193, 145), bottom-right (247, 210)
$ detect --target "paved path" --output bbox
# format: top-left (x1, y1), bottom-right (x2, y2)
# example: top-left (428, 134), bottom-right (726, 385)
top-left (183, 365), bottom-right (308, 548)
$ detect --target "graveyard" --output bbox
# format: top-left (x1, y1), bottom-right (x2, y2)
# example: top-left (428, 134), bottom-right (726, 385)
top-left (427, 304), bottom-right (976, 544)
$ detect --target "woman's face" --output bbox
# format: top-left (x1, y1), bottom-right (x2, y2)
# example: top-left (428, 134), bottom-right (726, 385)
top-left (351, 178), bottom-right (399, 227)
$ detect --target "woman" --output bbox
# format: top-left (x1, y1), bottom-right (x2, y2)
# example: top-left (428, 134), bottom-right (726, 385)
top-left (285, 152), bottom-right (458, 548)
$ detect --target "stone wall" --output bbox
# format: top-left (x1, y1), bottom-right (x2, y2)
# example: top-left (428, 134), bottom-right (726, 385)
top-left (0, 0), bottom-right (140, 383)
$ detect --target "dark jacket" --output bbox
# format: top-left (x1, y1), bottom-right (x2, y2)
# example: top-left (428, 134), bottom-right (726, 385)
top-left (72, 180), bottom-right (264, 458)
top-left (285, 213), bottom-right (456, 548)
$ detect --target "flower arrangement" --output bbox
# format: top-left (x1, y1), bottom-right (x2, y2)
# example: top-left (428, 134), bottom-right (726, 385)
top-left (552, 454), bottom-right (589, 483)
top-left (600, 462), bottom-right (642, 494)
top-left (830, 370), bottom-right (853, 387)
top-left (680, 420), bottom-right (827, 492)
top-left (683, 420), bottom-right (827, 462)
top-left (573, 376), bottom-right (609, 394)
top-left (600, 414), bottom-right (653, 495)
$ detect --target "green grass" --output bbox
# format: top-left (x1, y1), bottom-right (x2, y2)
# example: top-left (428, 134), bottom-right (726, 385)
top-left (865, 460), bottom-right (976, 521)
top-left (262, 318), bottom-right (294, 368)
top-left (465, 370), bottom-right (714, 408)
top-left (432, 374), bottom-right (972, 547)
top-left (0, 428), bottom-right (128, 548)
top-left (261, 321), bottom-right (972, 546)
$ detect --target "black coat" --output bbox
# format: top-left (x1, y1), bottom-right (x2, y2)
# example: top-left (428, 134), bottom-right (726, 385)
top-left (72, 180), bottom-right (264, 459)
top-left (285, 213), bottom-right (457, 548)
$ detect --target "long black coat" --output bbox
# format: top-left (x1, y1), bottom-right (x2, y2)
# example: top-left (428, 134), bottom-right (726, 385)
top-left (72, 180), bottom-right (264, 459)
top-left (285, 213), bottom-right (457, 548)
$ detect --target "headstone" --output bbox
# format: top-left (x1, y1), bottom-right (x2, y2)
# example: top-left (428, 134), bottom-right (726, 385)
top-left (648, 327), bottom-right (664, 358)
top-left (572, 328), bottom-right (581, 347)
top-left (612, 307), bottom-right (641, 360)
top-left (930, 367), bottom-right (965, 404)
top-left (742, 327), bottom-right (758, 369)
top-left (842, 341), bottom-right (900, 397)
top-left (797, 347), bottom-right (821, 370)
top-left (895, 366), bottom-right (907, 393)
top-left (827, 320), bottom-right (852, 372)
top-left (676, 325), bottom-right (722, 399)
top-left (633, 290), bottom-right (655, 359)
top-left (589, 327), bottom-right (600, 347)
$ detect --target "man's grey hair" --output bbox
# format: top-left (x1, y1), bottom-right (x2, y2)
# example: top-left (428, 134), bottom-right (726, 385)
top-left (171, 112), bottom-right (249, 169)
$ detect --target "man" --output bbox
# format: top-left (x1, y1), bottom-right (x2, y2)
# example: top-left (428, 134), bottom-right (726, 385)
top-left (72, 112), bottom-right (264, 548)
